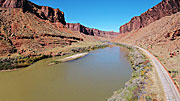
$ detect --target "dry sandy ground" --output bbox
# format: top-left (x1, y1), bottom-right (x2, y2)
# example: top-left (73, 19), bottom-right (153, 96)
top-left (56, 52), bottom-right (88, 62)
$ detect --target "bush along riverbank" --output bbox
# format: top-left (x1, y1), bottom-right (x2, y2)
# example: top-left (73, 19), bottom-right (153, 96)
top-left (108, 44), bottom-right (163, 101)
top-left (0, 55), bottom-right (50, 70)
top-left (0, 43), bottom-right (109, 71)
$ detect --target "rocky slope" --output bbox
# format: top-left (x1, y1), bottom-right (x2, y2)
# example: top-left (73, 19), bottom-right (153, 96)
top-left (66, 23), bottom-right (119, 37)
top-left (0, 7), bottom-right (84, 57)
top-left (0, 0), bottom-right (87, 57)
top-left (120, 0), bottom-right (180, 33)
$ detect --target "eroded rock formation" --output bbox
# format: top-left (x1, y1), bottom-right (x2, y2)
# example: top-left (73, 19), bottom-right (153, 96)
top-left (0, 0), bottom-right (81, 57)
top-left (120, 0), bottom-right (180, 33)
top-left (0, 0), bottom-right (66, 25)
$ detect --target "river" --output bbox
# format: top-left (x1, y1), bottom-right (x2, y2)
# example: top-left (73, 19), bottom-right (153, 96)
top-left (0, 46), bottom-right (132, 101)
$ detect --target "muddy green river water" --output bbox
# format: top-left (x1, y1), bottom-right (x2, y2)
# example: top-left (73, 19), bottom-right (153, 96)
top-left (0, 47), bottom-right (132, 101)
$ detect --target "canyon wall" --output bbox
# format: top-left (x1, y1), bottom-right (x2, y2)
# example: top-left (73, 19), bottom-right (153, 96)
top-left (0, 0), bottom-right (83, 57)
top-left (66, 23), bottom-right (119, 37)
top-left (120, 0), bottom-right (180, 33)
top-left (0, 0), bottom-right (66, 25)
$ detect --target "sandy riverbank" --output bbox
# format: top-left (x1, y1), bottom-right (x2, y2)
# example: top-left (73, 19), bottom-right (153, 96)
top-left (49, 52), bottom-right (88, 65)
top-left (57, 52), bottom-right (88, 62)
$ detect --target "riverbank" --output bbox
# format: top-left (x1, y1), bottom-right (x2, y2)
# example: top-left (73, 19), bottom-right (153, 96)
top-left (108, 43), bottom-right (164, 101)
top-left (0, 41), bottom-right (109, 71)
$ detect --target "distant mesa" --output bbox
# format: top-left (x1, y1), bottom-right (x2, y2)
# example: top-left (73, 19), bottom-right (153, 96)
top-left (120, 0), bottom-right (180, 33)
top-left (66, 23), bottom-right (119, 37)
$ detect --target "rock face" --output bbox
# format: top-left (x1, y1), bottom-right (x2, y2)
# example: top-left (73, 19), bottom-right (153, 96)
top-left (0, 0), bottom-right (66, 25)
top-left (0, 0), bottom-right (84, 57)
top-left (66, 23), bottom-right (119, 37)
top-left (120, 0), bottom-right (180, 33)
top-left (0, 0), bottom-right (24, 8)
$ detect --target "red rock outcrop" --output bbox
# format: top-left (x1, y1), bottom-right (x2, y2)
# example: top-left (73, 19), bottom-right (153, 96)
top-left (66, 23), bottom-right (119, 37)
top-left (165, 29), bottom-right (180, 40)
top-left (120, 0), bottom-right (180, 33)
top-left (0, 0), bottom-right (66, 25)
top-left (0, 0), bottom-right (24, 8)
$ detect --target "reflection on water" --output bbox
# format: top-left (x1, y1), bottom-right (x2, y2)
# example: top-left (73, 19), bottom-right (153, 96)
top-left (0, 47), bottom-right (132, 101)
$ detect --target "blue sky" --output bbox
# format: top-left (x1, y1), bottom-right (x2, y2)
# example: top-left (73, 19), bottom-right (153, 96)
top-left (30, 0), bottom-right (162, 32)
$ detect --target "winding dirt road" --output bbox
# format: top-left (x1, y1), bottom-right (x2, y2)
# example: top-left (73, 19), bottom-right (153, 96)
top-left (135, 46), bottom-right (180, 101)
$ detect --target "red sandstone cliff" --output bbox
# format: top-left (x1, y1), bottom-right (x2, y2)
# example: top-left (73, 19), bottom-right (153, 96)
top-left (66, 23), bottom-right (119, 37)
top-left (0, 0), bottom-right (85, 57)
top-left (120, 0), bottom-right (180, 33)
top-left (0, 0), bottom-right (66, 25)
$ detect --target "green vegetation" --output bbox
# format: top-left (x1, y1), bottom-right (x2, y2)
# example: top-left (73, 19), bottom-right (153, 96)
top-left (0, 55), bottom-right (50, 70)
top-left (0, 41), bottom-right (109, 71)
top-left (113, 43), bottom-right (133, 51)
